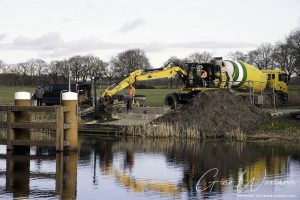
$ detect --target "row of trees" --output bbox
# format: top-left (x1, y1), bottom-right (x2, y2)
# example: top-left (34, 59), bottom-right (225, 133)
top-left (0, 30), bottom-right (299, 86)
top-left (0, 49), bottom-right (212, 86)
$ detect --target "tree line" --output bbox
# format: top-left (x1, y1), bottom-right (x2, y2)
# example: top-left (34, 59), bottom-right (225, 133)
top-left (0, 29), bottom-right (299, 86)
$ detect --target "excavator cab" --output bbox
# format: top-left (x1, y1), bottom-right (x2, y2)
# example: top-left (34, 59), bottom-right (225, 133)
top-left (185, 63), bottom-right (202, 87)
top-left (185, 63), bottom-right (222, 88)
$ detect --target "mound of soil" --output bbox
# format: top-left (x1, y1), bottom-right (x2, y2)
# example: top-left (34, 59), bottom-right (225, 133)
top-left (155, 90), bottom-right (268, 135)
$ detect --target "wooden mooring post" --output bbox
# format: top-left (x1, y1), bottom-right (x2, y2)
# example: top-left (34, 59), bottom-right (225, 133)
top-left (8, 92), bottom-right (31, 152)
top-left (0, 91), bottom-right (78, 152)
top-left (1, 151), bottom-right (78, 199)
top-left (62, 92), bottom-right (78, 151)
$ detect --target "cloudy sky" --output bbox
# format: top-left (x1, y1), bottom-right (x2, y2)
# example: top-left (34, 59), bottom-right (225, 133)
top-left (0, 0), bottom-right (299, 67)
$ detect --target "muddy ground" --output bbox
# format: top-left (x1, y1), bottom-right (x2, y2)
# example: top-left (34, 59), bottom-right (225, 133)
top-left (154, 89), bottom-right (268, 136)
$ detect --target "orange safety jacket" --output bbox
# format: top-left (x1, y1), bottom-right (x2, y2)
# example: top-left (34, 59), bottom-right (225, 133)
top-left (128, 87), bottom-right (136, 97)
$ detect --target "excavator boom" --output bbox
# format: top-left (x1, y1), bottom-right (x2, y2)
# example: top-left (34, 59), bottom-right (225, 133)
top-left (101, 66), bottom-right (188, 98)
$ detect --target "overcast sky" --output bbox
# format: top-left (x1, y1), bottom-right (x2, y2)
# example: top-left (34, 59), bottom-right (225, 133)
top-left (0, 0), bottom-right (299, 67)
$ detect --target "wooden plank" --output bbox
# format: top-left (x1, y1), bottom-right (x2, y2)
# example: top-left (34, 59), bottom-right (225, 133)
top-left (11, 106), bottom-right (56, 112)
top-left (0, 122), bottom-right (6, 128)
top-left (11, 139), bottom-right (56, 147)
top-left (6, 109), bottom-right (14, 150)
top-left (56, 106), bottom-right (64, 151)
top-left (2, 105), bottom-right (68, 113)
top-left (56, 153), bottom-right (64, 194)
top-left (12, 122), bottom-right (56, 129)
top-left (0, 105), bottom-right (11, 111)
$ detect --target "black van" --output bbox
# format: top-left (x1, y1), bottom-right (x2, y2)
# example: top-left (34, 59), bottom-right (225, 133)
top-left (32, 83), bottom-right (92, 106)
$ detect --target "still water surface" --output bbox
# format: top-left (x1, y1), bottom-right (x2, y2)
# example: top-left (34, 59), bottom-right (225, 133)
top-left (0, 137), bottom-right (299, 199)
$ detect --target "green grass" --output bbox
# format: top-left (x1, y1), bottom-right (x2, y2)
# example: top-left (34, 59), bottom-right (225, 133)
top-left (0, 86), bottom-right (36, 103)
top-left (288, 85), bottom-right (300, 90)
top-left (256, 119), bottom-right (300, 132)
top-left (135, 89), bottom-right (182, 106)
top-left (0, 86), bottom-right (181, 106)
top-left (98, 88), bottom-right (182, 107)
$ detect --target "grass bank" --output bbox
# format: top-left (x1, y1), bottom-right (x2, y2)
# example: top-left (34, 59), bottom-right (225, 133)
top-left (125, 118), bottom-right (300, 143)
top-left (247, 118), bottom-right (300, 142)
top-left (126, 122), bottom-right (246, 141)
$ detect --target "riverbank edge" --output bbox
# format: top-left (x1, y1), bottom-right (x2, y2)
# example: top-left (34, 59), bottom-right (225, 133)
top-left (122, 117), bottom-right (300, 143)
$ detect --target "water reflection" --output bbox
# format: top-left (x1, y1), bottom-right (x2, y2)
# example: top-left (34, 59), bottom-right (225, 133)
top-left (0, 148), bottom-right (77, 199)
top-left (78, 138), bottom-right (300, 199)
top-left (0, 138), bottom-right (299, 199)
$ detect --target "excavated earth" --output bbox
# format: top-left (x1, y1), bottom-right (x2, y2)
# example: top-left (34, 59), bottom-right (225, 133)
top-left (154, 89), bottom-right (268, 135)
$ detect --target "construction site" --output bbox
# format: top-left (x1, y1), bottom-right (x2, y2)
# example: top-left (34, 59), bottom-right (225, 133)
top-left (77, 58), bottom-right (300, 140)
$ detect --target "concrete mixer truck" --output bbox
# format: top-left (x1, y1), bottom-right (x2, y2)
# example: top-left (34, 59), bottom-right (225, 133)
top-left (99, 59), bottom-right (288, 109)
top-left (210, 58), bottom-right (288, 107)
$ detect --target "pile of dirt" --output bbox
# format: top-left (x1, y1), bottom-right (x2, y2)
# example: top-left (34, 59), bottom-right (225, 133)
top-left (154, 90), bottom-right (268, 136)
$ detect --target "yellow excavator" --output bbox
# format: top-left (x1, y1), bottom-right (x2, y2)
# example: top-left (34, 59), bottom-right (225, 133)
top-left (99, 59), bottom-right (289, 109)
top-left (99, 62), bottom-right (227, 109)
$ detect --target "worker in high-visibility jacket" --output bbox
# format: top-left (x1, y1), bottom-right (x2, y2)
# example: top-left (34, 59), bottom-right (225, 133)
top-left (123, 84), bottom-right (136, 112)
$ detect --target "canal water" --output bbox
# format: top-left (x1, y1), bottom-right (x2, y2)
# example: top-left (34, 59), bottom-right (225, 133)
top-left (0, 137), bottom-right (299, 200)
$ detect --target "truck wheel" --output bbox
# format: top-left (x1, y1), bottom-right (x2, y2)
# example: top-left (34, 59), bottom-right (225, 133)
top-left (263, 95), bottom-right (272, 108)
top-left (275, 94), bottom-right (284, 107)
top-left (165, 93), bottom-right (178, 109)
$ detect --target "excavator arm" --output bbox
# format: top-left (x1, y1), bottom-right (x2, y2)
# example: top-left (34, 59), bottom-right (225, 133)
top-left (98, 63), bottom-right (227, 110)
top-left (101, 66), bottom-right (188, 98)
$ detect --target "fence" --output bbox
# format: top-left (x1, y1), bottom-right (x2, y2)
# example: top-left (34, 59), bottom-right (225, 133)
top-left (0, 105), bottom-right (70, 151)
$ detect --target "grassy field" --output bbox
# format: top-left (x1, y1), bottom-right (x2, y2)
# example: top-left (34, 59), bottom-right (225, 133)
top-left (0, 86), bottom-right (36, 103)
top-left (0, 85), bottom-right (181, 106)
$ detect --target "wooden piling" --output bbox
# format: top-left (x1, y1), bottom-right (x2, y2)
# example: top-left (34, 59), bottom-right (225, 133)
top-left (55, 106), bottom-right (64, 152)
top-left (62, 92), bottom-right (78, 151)
top-left (61, 152), bottom-right (77, 199)
top-left (6, 151), bottom-right (30, 199)
top-left (10, 92), bottom-right (31, 152)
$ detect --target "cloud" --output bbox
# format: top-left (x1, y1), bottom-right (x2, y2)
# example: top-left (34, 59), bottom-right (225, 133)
top-left (0, 32), bottom-right (257, 58)
top-left (13, 32), bottom-right (64, 50)
top-left (0, 34), bottom-right (6, 41)
top-left (169, 41), bottom-right (257, 49)
top-left (117, 18), bottom-right (146, 33)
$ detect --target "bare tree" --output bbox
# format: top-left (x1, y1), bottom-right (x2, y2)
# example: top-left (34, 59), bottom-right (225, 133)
top-left (286, 30), bottom-right (300, 75)
top-left (228, 51), bottom-right (248, 61)
top-left (26, 59), bottom-right (48, 76)
top-left (273, 42), bottom-right (297, 80)
top-left (68, 56), bottom-right (83, 82)
top-left (0, 60), bottom-right (5, 73)
top-left (163, 56), bottom-right (189, 68)
top-left (49, 60), bottom-right (69, 78)
top-left (86, 56), bottom-right (109, 80)
top-left (110, 49), bottom-right (151, 78)
top-left (247, 43), bottom-right (275, 69)
top-left (187, 51), bottom-right (212, 63)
